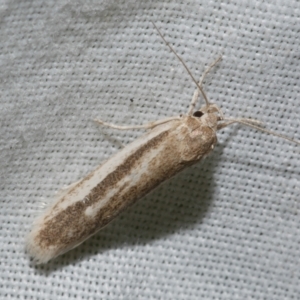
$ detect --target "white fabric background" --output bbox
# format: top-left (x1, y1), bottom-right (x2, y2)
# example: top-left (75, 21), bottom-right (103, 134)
top-left (1, 1), bottom-right (300, 299)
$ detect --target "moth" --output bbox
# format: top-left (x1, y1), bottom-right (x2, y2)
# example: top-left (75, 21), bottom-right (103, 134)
top-left (26, 23), bottom-right (299, 264)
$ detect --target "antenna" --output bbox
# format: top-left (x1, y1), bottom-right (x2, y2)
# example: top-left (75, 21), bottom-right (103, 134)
top-left (151, 21), bottom-right (210, 107)
top-left (151, 22), bottom-right (300, 146)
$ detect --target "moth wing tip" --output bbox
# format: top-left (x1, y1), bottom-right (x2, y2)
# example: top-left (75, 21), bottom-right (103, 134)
top-left (25, 221), bottom-right (57, 265)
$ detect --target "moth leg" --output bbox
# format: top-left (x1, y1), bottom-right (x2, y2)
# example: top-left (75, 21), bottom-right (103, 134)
top-left (217, 118), bottom-right (263, 130)
top-left (188, 55), bottom-right (222, 115)
top-left (218, 118), bottom-right (300, 145)
top-left (94, 115), bottom-right (181, 130)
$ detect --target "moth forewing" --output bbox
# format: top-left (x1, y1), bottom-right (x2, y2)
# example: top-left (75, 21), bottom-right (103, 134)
top-left (26, 114), bottom-right (218, 264)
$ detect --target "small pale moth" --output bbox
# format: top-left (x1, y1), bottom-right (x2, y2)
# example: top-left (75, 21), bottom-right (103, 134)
top-left (26, 23), bottom-right (300, 264)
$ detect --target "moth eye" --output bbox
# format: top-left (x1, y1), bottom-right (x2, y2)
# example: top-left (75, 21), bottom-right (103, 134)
top-left (193, 111), bottom-right (204, 118)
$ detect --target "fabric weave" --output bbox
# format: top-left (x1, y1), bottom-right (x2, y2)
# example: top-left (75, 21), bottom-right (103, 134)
top-left (1, 1), bottom-right (299, 299)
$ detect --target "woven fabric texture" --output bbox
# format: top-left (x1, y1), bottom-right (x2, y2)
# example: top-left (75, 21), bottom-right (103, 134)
top-left (1, 1), bottom-right (300, 299)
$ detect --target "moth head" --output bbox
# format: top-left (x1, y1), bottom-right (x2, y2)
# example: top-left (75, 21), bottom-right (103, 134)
top-left (197, 103), bottom-right (224, 121)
